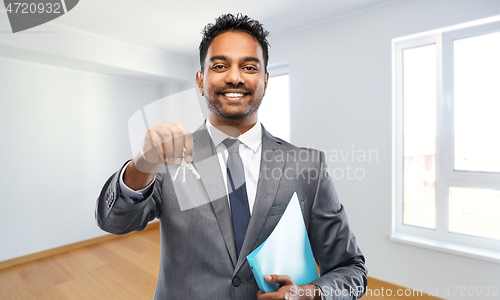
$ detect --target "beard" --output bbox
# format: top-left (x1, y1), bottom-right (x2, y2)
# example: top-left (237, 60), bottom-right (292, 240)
top-left (206, 83), bottom-right (263, 120)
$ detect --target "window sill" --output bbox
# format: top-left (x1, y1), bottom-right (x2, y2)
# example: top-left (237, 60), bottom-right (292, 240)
top-left (390, 232), bottom-right (500, 264)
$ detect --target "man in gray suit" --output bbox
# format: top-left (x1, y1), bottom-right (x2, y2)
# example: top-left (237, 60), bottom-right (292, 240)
top-left (96, 13), bottom-right (367, 300)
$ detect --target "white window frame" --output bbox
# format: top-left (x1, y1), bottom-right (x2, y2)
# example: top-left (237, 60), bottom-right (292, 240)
top-left (392, 19), bottom-right (500, 263)
top-left (259, 63), bottom-right (290, 142)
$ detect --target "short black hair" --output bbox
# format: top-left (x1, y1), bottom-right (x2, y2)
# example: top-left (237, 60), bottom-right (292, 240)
top-left (199, 13), bottom-right (270, 73)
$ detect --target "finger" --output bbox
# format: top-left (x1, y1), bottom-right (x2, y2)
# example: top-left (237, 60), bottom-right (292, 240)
top-left (155, 125), bottom-right (174, 165)
top-left (265, 274), bottom-right (293, 286)
top-left (145, 130), bottom-right (165, 163)
top-left (256, 289), bottom-right (286, 300)
top-left (256, 291), bottom-right (263, 300)
top-left (178, 124), bottom-right (193, 163)
top-left (168, 124), bottom-right (185, 166)
top-left (255, 290), bottom-right (273, 300)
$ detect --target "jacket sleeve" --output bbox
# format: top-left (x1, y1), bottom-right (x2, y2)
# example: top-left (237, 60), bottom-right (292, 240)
top-left (309, 151), bottom-right (368, 300)
top-left (95, 161), bottom-right (163, 235)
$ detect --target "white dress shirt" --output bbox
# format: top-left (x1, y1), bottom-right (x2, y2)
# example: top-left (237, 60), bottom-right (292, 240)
top-left (119, 120), bottom-right (262, 214)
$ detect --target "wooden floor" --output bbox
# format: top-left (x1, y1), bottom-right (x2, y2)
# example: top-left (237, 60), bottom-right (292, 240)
top-left (0, 228), bottom-right (161, 300)
top-left (0, 227), bottom-right (441, 299)
top-left (361, 277), bottom-right (443, 300)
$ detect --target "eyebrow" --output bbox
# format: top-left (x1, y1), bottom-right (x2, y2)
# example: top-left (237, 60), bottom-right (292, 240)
top-left (210, 55), bottom-right (261, 66)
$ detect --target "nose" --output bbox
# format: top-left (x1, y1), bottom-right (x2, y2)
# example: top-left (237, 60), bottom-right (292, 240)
top-left (225, 66), bottom-right (245, 85)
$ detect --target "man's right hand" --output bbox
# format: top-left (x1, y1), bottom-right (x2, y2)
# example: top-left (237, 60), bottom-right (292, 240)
top-left (124, 121), bottom-right (193, 190)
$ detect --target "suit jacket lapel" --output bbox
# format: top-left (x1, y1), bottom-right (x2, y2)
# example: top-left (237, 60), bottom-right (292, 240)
top-left (192, 124), bottom-right (237, 267)
top-left (233, 126), bottom-right (286, 275)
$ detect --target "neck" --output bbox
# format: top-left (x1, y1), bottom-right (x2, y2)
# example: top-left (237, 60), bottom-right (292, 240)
top-left (208, 113), bottom-right (258, 137)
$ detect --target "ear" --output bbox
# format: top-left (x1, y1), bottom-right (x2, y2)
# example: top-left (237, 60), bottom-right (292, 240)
top-left (263, 72), bottom-right (269, 96)
top-left (196, 71), bottom-right (204, 96)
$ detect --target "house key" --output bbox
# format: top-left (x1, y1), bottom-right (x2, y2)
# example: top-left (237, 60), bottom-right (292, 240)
top-left (172, 158), bottom-right (201, 183)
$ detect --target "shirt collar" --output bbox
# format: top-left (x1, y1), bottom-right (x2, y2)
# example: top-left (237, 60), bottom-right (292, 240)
top-left (206, 119), bottom-right (262, 153)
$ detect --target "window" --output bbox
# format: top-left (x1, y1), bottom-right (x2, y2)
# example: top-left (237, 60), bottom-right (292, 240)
top-left (392, 19), bottom-right (500, 261)
top-left (259, 65), bottom-right (290, 142)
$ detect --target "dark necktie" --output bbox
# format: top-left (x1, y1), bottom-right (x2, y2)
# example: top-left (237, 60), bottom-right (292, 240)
top-left (222, 138), bottom-right (251, 258)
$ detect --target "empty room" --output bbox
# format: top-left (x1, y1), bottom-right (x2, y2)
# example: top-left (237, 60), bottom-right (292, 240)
top-left (1, 1), bottom-right (499, 299)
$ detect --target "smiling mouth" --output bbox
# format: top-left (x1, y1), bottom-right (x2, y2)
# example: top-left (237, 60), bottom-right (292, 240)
top-left (223, 92), bottom-right (246, 98)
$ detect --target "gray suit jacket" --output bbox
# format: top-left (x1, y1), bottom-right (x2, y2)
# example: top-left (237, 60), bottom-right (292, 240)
top-left (96, 124), bottom-right (367, 300)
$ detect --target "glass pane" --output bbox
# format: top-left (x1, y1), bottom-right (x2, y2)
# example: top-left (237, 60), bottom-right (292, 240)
top-left (402, 44), bottom-right (437, 229)
top-left (449, 187), bottom-right (500, 240)
top-left (259, 74), bottom-right (290, 142)
top-left (454, 31), bottom-right (500, 173)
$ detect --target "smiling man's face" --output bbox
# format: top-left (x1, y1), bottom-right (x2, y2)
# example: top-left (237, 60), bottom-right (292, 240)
top-left (196, 30), bottom-right (269, 126)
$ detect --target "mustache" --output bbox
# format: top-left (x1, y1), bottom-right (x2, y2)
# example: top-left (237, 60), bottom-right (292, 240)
top-left (215, 83), bottom-right (253, 95)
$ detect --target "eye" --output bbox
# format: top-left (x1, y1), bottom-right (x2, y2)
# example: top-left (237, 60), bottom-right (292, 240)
top-left (212, 65), bottom-right (226, 70)
top-left (244, 66), bottom-right (258, 71)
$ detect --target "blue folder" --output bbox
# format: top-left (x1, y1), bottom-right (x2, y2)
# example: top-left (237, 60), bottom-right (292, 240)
top-left (247, 193), bottom-right (319, 293)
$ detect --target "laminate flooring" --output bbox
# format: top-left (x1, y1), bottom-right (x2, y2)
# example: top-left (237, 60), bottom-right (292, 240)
top-left (0, 228), bottom-right (160, 300)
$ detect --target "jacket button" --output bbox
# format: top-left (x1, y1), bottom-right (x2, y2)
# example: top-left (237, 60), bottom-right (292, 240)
top-left (106, 191), bottom-right (115, 208)
top-left (232, 277), bottom-right (241, 287)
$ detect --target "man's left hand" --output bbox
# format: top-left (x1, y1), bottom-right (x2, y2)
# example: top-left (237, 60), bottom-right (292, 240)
top-left (256, 274), bottom-right (322, 300)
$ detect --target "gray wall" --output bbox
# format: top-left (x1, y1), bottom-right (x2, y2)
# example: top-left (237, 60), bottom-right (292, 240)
top-left (0, 57), bottom-right (161, 261)
top-left (0, 9), bottom-right (192, 263)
